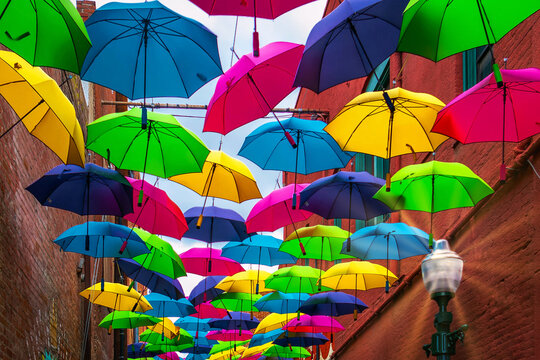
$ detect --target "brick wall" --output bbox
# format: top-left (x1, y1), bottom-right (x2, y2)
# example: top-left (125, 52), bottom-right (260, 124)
top-left (292, 3), bottom-right (540, 360)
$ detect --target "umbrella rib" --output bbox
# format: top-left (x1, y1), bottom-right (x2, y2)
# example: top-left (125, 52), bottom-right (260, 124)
top-left (148, 123), bottom-right (168, 177)
top-left (339, 101), bottom-right (389, 148)
top-left (448, 175), bottom-right (477, 208)
top-left (154, 123), bottom-right (205, 174)
top-left (505, 88), bottom-right (521, 141)
top-left (433, 1), bottom-right (452, 60)
top-left (117, 127), bottom-right (146, 168)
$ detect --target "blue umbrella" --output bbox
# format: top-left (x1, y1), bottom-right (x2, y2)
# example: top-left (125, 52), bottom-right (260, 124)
top-left (274, 332), bottom-right (329, 347)
top-left (208, 312), bottom-right (260, 335)
top-left (175, 317), bottom-right (214, 332)
top-left (117, 258), bottom-right (185, 300)
top-left (293, 0), bottom-right (407, 93)
top-left (183, 346), bottom-right (213, 355)
top-left (183, 206), bottom-right (249, 243)
top-left (127, 342), bottom-right (158, 358)
top-left (187, 331), bottom-right (218, 348)
top-left (189, 275), bottom-right (226, 306)
top-left (221, 235), bottom-right (298, 266)
top-left (80, 0), bottom-right (222, 103)
top-left (248, 329), bottom-right (284, 348)
top-left (298, 292), bottom-right (368, 319)
top-left (253, 291), bottom-right (310, 314)
top-left (144, 293), bottom-right (196, 318)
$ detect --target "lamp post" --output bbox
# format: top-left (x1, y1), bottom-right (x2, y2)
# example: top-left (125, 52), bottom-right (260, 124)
top-left (421, 240), bottom-right (468, 359)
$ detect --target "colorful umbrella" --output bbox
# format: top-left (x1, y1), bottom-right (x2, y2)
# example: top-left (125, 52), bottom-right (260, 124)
top-left (211, 292), bottom-right (262, 313)
top-left (175, 317), bottom-right (214, 332)
top-left (210, 341), bottom-right (250, 355)
top-left (253, 292), bottom-right (310, 314)
top-left (262, 345), bottom-right (310, 359)
top-left (0, 51), bottom-right (85, 165)
top-left (81, 0), bottom-right (222, 100)
top-left (98, 311), bottom-right (161, 330)
top-left (189, 275), bottom-right (227, 307)
top-left (242, 343), bottom-right (273, 357)
top-left (127, 342), bottom-right (159, 359)
top-left (183, 346), bottom-right (214, 356)
top-left (144, 293), bottom-right (196, 318)
top-left (432, 68), bottom-right (540, 181)
top-left (146, 343), bottom-right (195, 353)
top-left (325, 87), bottom-right (448, 189)
top-left (183, 206), bottom-right (249, 244)
top-left (180, 248), bottom-right (244, 277)
top-left (264, 266), bottom-right (329, 294)
top-left (191, 302), bottom-right (229, 319)
top-left (124, 177), bottom-right (188, 240)
top-left (148, 318), bottom-right (180, 339)
top-left (320, 261), bottom-right (398, 293)
top-left (207, 330), bottom-right (254, 342)
top-left (284, 315), bottom-right (344, 334)
top-left (294, 0), bottom-right (407, 93)
top-left (275, 331), bottom-right (329, 347)
top-left (221, 235), bottom-right (298, 267)
top-left (0, 0), bottom-right (91, 73)
top-left (245, 184), bottom-right (313, 233)
top-left (253, 313), bottom-right (300, 334)
top-left (216, 270), bottom-right (271, 294)
top-left (298, 292), bottom-right (368, 320)
top-left (79, 282), bottom-right (152, 312)
top-left (397, 0), bottom-right (540, 62)
top-left (140, 328), bottom-right (193, 346)
top-left (188, 331), bottom-right (219, 347)
top-left (203, 42), bottom-right (304, 135)
top-left (248, 329), bottom-right (285, 347)
top-left (209, 312), bottom-right (260, 334)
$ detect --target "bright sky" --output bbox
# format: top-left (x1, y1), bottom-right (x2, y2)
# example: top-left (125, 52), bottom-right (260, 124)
top-left (79, 0), bottom-right (328, 295)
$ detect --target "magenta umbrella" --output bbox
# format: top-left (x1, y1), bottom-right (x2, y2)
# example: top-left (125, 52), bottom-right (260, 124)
top-left (123, 177), bottom-right (188, 240)
top-left (157, 353), bottom-right (181, 360)
top-left (190, 302), bottom-right (229, 319)
top-left (206, 329), bottom-right (253, 342)
top-left (180, 248), bottom-right (244, 276)
top-left (246, 184), bottom-right (313, 233)
top-left (432, 68), bottom-right (540, 181)
top-left (203, 42), bottom-right (304, 136)
top-left (284, 314), bottom-right (344, 343)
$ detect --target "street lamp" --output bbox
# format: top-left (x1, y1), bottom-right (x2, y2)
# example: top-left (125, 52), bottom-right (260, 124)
top-left (421, 239), bottom-right (468, 359)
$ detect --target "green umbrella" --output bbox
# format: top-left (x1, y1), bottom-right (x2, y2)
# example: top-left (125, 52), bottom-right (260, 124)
top-left (98, 311), bottom-right (161, 330)
top-left (210, 340), bottom-right (250, 355)
top-left (265, 266), bottom-right (330, 294)
top-left (145, 343), bottom-right (194, 353)
top-left (211, 292), bottom-right (262, 313)
top-left (86, 108), bottom-right (209, 180)
top-left (397, 0), bottom-right (540, 62)
top-left (262, 345), bottom-right (311, 359)
top-left (280, 225), bottom-right (354, 261)
top-left (0, 0), bottom-right (91, 73)
top-left (373, 161), bottom-right (494, 244)
top-left (140, 328), bottom-right (193, 346)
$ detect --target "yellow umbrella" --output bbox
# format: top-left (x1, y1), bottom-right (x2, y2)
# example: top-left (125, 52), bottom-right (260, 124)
top-left (320, 261), bottom-right (398, 291)
top-left (0, 50), bottom-right (85, 166)
top-left (79, 282), bottom-right (152, 312)
top-left (325, 87), bottom-right (448, 188)
top-left (216, 270), bottom-right (271, 294)
top-left (210, 347), bottom-right (246, 360)
top-left (253, 313), bottom-right (302, 334)
top-left (241, 343), bottom-right (272, 358)
top-left (148, 317), bottom-right (178, 339)
top-left (170, 150), bottom-right (261, 203)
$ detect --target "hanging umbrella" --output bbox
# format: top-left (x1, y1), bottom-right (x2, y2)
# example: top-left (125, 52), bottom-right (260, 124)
top-left (127, 342), bottom-right (159, 359)
top-left (0, 51), bottom-right (85, 166)
top-left (188, 331), bottom-right (219, 347)
top-left (216, 270), bottom-right (271, 295)
top-left (79, 282), bottom-right (152, 312)
top-left (203, 42), bottom-right (304, 135)
top-left (209, 348), bottom-right (245, 360)
top-left (98, 311), bottom-right (161, 330)
top-left (248, 329), bottom-right (285, 347)
top-left (208, 312), bottom-right (260, 336)
top-left (81, 0), bottom-right (222, 101)
top-left (124, 177), bottom-right (188, 240)
top-left (0, 0), bottom-right (91, 73)
top-left (274, 332), bottom-right (329, 347)
top-left (325, 87), bottom-right (448, 189)
top-left (320, 261), bottom-right (398, 294)
top-left (246, 184), bottom-right (313, 233)
top-left (180, 248), bottom-right (244, 277)
top-left (373, 161), bottom-right (494, 244)
top-left (175, 317), bottom-right (214, 332)
top-left (253, 313), bottom-right (300, 334)
top-left (253, 292), bottom-right (309, 314)
top-left (156, 353), bottom-right (182, 360)
top-left (144, 293), bottom-right (196, 318)
top-left (117, 258), bottom-right (185, 300)
top-left (207, 330), bottom-right (254, 342)
top-left (211, 292), bottom-right (262, 313)
top-left (183, 206), bottom-right (249, 243)
top-left (262, 345), bottom-right (310, 359)
top-left (265, 266), bottom-right (330, 294)
top-left (294, 0), bottom-right (407, 93)
top-left (146, 343), bottom-right (195, 353)
top-left (432, 68), bottom-right (540, 181)
top-left (221, 235), bottom-right (298, 267)
top-left (284, 315), bottom-right (344, 334)
top-left (189, 276), bottom-right (227, 307)
top-left (242, 343), bottom-right (273, 357)
top-left (86, 108), bottom-right (209, 182)
top-left (397, 0), bottom-right (540, 62)
top-left (191, 302), bottom-right (229, 319)
top-left (148, 318), bottom-right (180, 339)
top-left (298, 292), bottom-right (368, 320)
top-left (140, 328), bottom-right (193, 346)
top-left (183, 346), bottom-right (214, 356)
top-left (210, 341), bottom-right (250, 355)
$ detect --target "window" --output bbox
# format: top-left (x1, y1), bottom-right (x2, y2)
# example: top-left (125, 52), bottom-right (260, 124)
top-left (334, 259), bottom-right (342, 265)
top-left (463, 45), bottom-right (494, 90)
top-left (334, 218), bottom-right (341, 228)
top-left (303, 258), bottom-right (310, 266)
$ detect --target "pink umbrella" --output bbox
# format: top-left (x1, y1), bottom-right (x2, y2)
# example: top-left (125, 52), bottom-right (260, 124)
top-left (190, 301), bottom-right (228, 319)
top-left (284, 315), bottom-right (344, 333)
top-left (203, 42), bottom-right (304, 135)
top-left (124, 177), bottom-right (188, 240)
top-left (206, 329), bottom-right (253, 342)
top-left (432, 68), bottom-right (540, 181)
top-left (246, 184), bottom-right (313, 233)
top-left (157, 353), bottom-right (181, 360)
top-left (180, 248), bottom-right (244, 276)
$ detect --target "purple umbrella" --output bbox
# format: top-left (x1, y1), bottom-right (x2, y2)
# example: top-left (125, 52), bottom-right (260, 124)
top-left (208, 312), bottom-right (260, 336)
top-left (183, 206), bottom-right (249, 243)
top-left (117, 258), bottom-right (185, 300)
top-left (189, 275), bottom-right (226, 306)
top-left (127, 342), bottom-right (159, 358)
top-left (298, 292), bottom-right (368, 320)
top-left (274, 332), bottom-right (329, 347)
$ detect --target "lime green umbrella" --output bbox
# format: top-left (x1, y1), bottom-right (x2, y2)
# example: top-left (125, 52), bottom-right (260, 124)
top-left (145, 343), bottom-right (193, 353)
top-left (211, 292), bottom-right (262, 313)
top-left (86, 108), bottom-right (209, 180)
top-left (98, 311), bottom-right (161, 330)
top-left (140, 328), bottom-right (193, 346)
top-left (0, 0), bottom-right (91, 73)
top-left (262, 345), bottom-right (311, 359)
top-left (265, 266), bottom-right (330, 294)
top-left (397, 0), bottom-right (540, 62)
top-left (280, 225), bottom-right (354, 261)
top-left (210, 340), bottom-right (250, 355)
top-left (373, 161), bottom-right (493, 244)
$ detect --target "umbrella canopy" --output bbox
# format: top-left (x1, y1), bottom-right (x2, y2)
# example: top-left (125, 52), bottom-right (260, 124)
top-left (242, 343), bottom-right (273, 357)
top-left (180, 248), bottom-right (244, 277)
top-left (0, 50), bottom-right (85, 166)
top-left (191, 302), bottom-right (229, 319)
top-left (294, 0), bottom-right (407, 93)
top-left (0, 0), bottom-right (91, 73)
top-left (80, 282), bottom-right (152, 312)
top-left (184, 346), bottom-right (214, 356)
top-left (131, 228), bottom-right (186, 279)
top-left (432, 68), bottom-right (540, 181)
top-left (189, 331), bottom-right (219, 347)
top-left (81, 0), bottom-right (222, 100)
top-left (238, 117), bottom-right (354, 174)
top-left (262, 345), bottom-right (310, 359)
top-left (211, 292), bottom-right (262, 313)
top-left (99, 311), bottom-right (161, 329)
top-left (253, 313), bottom-right (300, 334)
top-left (221, 235), bottom-right (298, 267)
top-left (320, 261), bottom-right (398, 291)
top-left (284, 315), bottom-right (344, 333)
top-left (264, 266), bottom-right (329, 294)
top-left (274, 332), bottom-right (329, 347)
top-left (299, 171), bottom-right (392, 220)
top-left (298, 292), bottom-right (368, 318)
top-left (144, 293), bottom-right (196, 318)
top-left (253, 292), bottom-right (309, 314)
top-left (86, 108), bottom-right (209, 179)
top-left (53, 221), bottom-right (149, 258)
top-left (170, 150), bottom-right (261, 203)
top-left (209, 312), bottom-right (260, 331)
top-left (148, 317), bottom-right (180, 339)
top-left (397, 0), bottom-right (540, 62)
top-left (248, 329), bottom-right (284, 347)
top-left (140, 328), bottom-right (193, 346)
top-left (203, 42), bottom-right (304, 134)
top-left (216, 270), bottom-right (271, 294)
top-left (117, 258), bottom-right (185, 300)
top-left (189, 276), bottom-right (227, 306)
top-left (188, 0), bottom-right (316, 19)
top-left (127, 342), bottom-right (159, 358)
top-left (246, 184), bottom-right (313, 233)
top-left (281, 225), bottom-right (353, 261)
top-left (124, 177), bottom-right (188, 240)
top-left (146, 343), bottom-right (195, 353)
top-left (183, 206), bottom-right (249, 244)
top-left (207, 330), bottom-right (254, 342)
top-left (175, 317), bottom-right (214, 332)
top-left (210, 341), bottom-right (250, 355)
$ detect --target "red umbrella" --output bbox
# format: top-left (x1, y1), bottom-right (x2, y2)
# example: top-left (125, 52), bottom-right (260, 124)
top-left (124, 177), bottom-right (188, 240)
top-left (189, 1), bottom-right (316, 55)
top-left (432, 68), bottom-right (540, 181)
top-left (180, 248), bottom-right (244, 276)
top-left (283, 315), bottom-right (344, 333)
top-left (190, 302), bottom-right (228, 319)
top-left (203, 42), bottom-right (304, 135)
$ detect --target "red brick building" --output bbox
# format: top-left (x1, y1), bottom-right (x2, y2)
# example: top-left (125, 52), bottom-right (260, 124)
top-left (286, 1), bottom-right (540, 359)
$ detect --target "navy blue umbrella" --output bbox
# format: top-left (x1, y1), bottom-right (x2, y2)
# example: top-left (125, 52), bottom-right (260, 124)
top-left (189, 275), bottom-right (226, 306)
top-left (298, 292), bottom-right (368, 319)
top-left (183, 206), bottom-right (249, 243)
top-left (117, 258), bottom-right (185, 300)
top-left (274, 332), bottom-right (329, 347)
top-left (294, 0), bottom-right (407, 93)
top-left (208, 312), bottom-right (260, 334)
top-left (127, 342), bottom-right (158, 358)
top-left (183, 346), bottom-right (213, 355)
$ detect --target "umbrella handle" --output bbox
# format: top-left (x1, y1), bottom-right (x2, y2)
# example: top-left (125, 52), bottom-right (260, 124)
top-left (493, 63), bottom-right (503, 88)
top-left (119, 240), bottom-right (128, 255)
top-left (127, 281), bottom-right (134, 292)
top-left (385, 173), bottom-right (391, 192)
top-left (292, 193), bottom-right (297, 210)
top-left (354, 308), bottom-right (358, 321)
top-left (197, 214), bottom-right (204, 229)
top-left (108, 325), bottom-right (112, 335)
top-left (253, 31), bottom-right (259, 57)
top-left (101, 277), bottom-right (105, 292)
top-left (299, 242), bottom-right (306, 256)
top-left (141, 107), bottom-right (148, 129)
top-left (346, 237), bottom-right (351, 252)
top-left (138, 189), bottom-right (144, 207)
top-left (284, 132), bottom-right (297, 148)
